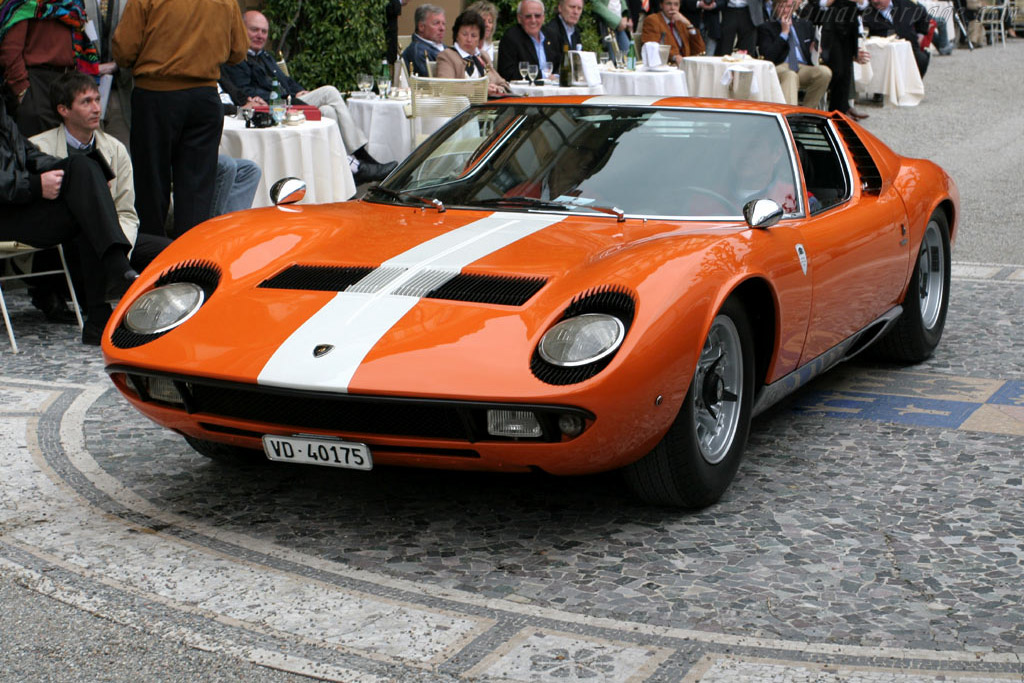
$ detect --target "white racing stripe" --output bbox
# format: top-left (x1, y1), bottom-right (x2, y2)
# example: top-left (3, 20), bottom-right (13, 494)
top-left (257, 212), bottom-right (565, 392)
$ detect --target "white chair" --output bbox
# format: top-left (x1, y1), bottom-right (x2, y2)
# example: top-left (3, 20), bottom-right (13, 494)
top-left (979, 0), bottom-right (1009, 45)
top-left (0, 242), bottom-right (83, 353)
top-left (407, 75), bottom-right (489, 146)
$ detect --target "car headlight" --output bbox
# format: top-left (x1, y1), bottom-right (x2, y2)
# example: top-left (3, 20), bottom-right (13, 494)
top-left (537, 313), bottom-right (626, 367)
top-left (124, 282), bottom-right (205, 334)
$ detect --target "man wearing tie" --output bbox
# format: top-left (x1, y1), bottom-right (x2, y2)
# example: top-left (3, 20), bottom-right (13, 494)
top-left (862, 0), bottom-right (930, 77)
top-left (757, 0), bottom-right (832, 108)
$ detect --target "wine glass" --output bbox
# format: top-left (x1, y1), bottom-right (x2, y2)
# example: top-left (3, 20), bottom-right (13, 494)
top-left (357, 73), bottom-right (373, 96)
top-left (539, 61), bottom-right (551, 81)
top-left (377, 77), bottom-right (391, 99)
top-left (518, 61), bottom-right (530, 82)
top-left (526, 63), bottom-right (539, 84)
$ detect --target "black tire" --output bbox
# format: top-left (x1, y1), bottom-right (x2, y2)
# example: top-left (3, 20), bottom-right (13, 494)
top-left (624, 298), bottom-right (755, 508)
top-left (184, 435), bottom-right (265, 466)
top-left (874, 210), bottom-right (951, 363)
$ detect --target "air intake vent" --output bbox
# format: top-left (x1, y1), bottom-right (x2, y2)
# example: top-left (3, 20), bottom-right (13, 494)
top-left (259, 265), bottom-right (375, 291)
top-left (426, 273), bottom-right (546, 306)
top-left (832, 116), bottom-right (882, 195)
top-left (259, 265), bottom-right (546, 306)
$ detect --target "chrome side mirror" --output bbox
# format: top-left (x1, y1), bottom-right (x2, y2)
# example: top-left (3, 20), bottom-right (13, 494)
top-left (743, 199), bottom-right (784, 229)
top-left (270, 177), bottom-right (307, 206)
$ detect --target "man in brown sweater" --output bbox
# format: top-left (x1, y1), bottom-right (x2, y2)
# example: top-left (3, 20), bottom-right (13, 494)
top-left (113, 0), bottom-right (247, 238)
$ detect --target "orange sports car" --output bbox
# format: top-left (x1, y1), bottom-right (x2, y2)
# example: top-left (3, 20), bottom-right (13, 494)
top-left (103, 97), bottom-right (958, 508)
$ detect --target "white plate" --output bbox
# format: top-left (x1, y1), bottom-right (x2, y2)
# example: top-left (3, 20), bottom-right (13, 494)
top-left (263, 434), bottom-right (373, 470)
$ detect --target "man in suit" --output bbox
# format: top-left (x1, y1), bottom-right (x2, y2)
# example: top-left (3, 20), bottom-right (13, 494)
top-left (497, 0), bottom-right (558, 83)
top-left (222, 11), bottom-right (396, 184)
top-left (818, 0), bottom-right (871, 119)
top-left (862, 0), bottom-right (930, 76)
top-left (682, 0), bottom-right (724, 56)
top-left (542, 0), bottom-right (583, 72)
top-left (716, 0), bottom-right (764, 54)
top-left (642, 0), bottom-right (706, 63)
top-left (402, 4), bottom-right (447, 76)
top-left (758, 0), bottom-right (831, 108)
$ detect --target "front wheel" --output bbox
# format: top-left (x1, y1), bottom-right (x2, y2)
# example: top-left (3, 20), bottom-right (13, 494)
top-left (874, 210), bottom-right (951, 362)
top-left (624, 298), bottom-right (755, 508)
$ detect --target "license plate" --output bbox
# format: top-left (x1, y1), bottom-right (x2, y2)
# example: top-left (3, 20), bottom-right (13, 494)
top-left (262, 434), bottom-right (373, 470)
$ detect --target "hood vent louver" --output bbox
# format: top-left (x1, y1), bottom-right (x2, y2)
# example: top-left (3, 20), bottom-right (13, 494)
top-left (259, 265), bottom-right (546, 307)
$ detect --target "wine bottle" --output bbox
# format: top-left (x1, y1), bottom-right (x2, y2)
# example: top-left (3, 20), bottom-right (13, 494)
top-left (559, 43), bottom-right (572, 87)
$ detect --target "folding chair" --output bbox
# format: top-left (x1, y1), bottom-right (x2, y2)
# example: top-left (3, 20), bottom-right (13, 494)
top-left (0, 243), bottom-right (83, 353)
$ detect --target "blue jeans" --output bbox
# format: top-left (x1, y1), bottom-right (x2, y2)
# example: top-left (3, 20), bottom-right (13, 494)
top-left (210, 155), bottom-right (262, 218)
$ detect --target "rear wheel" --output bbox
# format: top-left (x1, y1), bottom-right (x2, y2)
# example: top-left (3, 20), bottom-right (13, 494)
top-left (184, 435), bottom-right (265, 466)
top-left (874, 210), bottom-right (951, 362)
top-left (624, 298), bottom-right (755, 508)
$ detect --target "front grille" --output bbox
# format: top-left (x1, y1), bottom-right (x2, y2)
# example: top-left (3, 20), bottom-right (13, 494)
top-left (117, 371), bottom-right (592, 443)
top-left (190, 383), bottom-right (471, 438)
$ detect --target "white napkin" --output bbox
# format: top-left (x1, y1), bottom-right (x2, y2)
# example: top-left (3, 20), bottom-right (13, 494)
top-left (642, 42), bottom-right (662, 69)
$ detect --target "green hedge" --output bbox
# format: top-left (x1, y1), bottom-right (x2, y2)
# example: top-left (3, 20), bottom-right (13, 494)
top-left (263, 0), bottom-right (617, 89)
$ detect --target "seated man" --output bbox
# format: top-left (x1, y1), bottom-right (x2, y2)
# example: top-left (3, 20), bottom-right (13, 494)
top-left (497, 0), bottom-right (559, 83)
top-left (2, 97), bottom-right (136, 346)
top-left (757, 0), bottom-right (832, 109)
top-left (30, 72), bottom-right (170, 342)
top-left (862, 0), bottom-right (930, 77)
top-left (542, 0), bottom-right (584, 72)
top-left (402, 4), bottom-right (447, 76)
top-left (222, 11), bottom-right (396, 183)
top-left (642, 0), bottom-right (707, 65)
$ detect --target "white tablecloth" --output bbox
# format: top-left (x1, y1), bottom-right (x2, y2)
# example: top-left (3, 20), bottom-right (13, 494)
top-left (855, 38), bottom-right (925, 107)
top-left (681, 56), bottom-right (786, 103)
top-left (507, 82), bottom-right (606, 96)
top-left (219, 116), bottom-right (355, 208)
top-left (347, 96), bottom-right (413, 163)
top-left (599, 67), bottom-right (689, 97)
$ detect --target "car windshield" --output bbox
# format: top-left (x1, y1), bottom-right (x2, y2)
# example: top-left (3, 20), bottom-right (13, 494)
top-left (373, 104), bottom-right (800, 219)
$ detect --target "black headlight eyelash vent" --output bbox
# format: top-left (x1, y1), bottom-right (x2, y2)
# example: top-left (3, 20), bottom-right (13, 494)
top-left (111, 260), bottom-right (222, 349)
top-left (530, 285), bottom-right (636, 386)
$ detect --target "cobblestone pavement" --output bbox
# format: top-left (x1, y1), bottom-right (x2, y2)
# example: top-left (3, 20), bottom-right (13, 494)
top-left (2, 41), bottom-right (1023, 683)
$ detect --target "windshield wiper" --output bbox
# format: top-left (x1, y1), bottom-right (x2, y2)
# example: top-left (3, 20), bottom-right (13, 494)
top-left (367, 186), bottom-right (445, 213)
top-left (473, 196), bottom-right (625, 222)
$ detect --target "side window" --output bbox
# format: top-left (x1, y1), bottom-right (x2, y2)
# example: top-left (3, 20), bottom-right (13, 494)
top-left (787, 115), bottom-right (851, 215)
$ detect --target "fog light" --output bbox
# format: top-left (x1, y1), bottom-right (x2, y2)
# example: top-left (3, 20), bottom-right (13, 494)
top-left (146, 377), bottom-right (184, 406)
top-left (487, 409), bottom-right (542, 438)
top-left (558, 414), bottom-right (585, 437)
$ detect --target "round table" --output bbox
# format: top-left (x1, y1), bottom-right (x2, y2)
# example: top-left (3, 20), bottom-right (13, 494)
top-left (598, 67), bottom-right (689, 97)
top-left (219, 116), bottom-right (356, 208)
top-left (855, 38), bottom-right (925, 107)
top-left (347, 95), bottom-right (413, 164)
top-left (681, 56), bottom-right (787, 103)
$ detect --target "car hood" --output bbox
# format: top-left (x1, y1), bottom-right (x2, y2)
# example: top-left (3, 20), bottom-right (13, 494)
top-left (105, 202), bottom-right (740, 400)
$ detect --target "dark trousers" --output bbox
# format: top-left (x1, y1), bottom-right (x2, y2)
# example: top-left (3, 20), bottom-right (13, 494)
top-left (130, 86), bottom-right (223, 239)
top-left (822, 28), bottom-right (856, 113)
top-left (10, 67), bottom-right (65, 138)
top-left (2, 155), bottom-right (131, 317)
top-left (717, 7), bottom-right (757, 55)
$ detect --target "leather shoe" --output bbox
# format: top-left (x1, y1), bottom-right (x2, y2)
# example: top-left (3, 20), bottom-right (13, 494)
top-left (354, 160), bottom-right (398, 183)
top-left (31, 289), bottom-right (78, 324)
top-left (847, 107), bottom-right (869, 121)
top-left (105, 269), bottom-right (139, 302)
